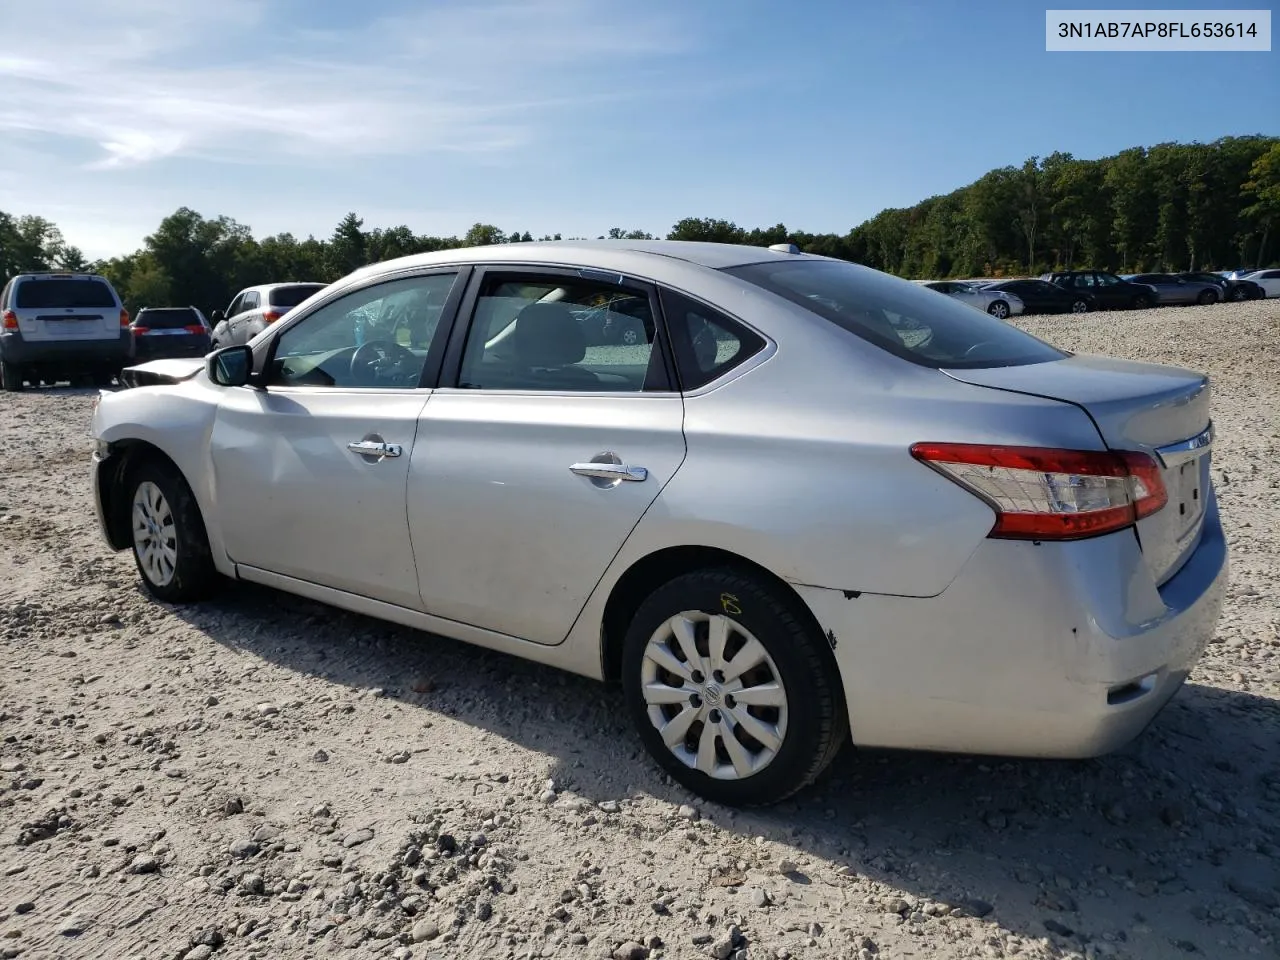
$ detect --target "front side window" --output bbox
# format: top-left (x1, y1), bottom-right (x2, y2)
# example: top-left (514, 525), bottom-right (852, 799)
top-left (271, 272), bottom-right (458, 388)
top-left (1096, 273), bottom-right (1123, 286)
top-left (242, 292), bottom-right (260, 311)
top-left (726, 260), bottom-right (1065, 369)
top-left (457, 274), bottom-right (662, 392)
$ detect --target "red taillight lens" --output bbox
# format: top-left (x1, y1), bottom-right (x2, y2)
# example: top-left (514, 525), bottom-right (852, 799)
top-left (183, 324), bottom-right (205, 334)
top-left (131, 326), bottom-right (149, 335)
top-left (262, 310), bottom-right (282, 324)
top-left (910, 442), bottom-right (1168, 540)
top-left (119, 308), bottom-right (131, 327)
top-left (1, 309), bottom-right (16, 330)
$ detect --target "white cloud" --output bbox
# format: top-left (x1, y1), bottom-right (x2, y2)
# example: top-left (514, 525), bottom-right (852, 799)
top-left (0, 0), bottom-right (703, 170)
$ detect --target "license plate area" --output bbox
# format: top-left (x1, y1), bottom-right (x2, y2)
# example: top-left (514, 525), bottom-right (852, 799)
top-left (1173, 455), bottom-right (1205, 538)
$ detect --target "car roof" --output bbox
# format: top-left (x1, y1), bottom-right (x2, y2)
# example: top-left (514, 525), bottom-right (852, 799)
top-left (343, 240), bottom-right (820, 286)
top-left (240, 281), bottom-right (327, 294)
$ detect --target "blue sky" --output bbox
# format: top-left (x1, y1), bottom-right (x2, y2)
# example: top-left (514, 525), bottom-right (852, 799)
top-left (0, 0), bottom-right (1275, 258)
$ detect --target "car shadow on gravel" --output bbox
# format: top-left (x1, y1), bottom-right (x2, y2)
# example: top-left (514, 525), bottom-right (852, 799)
top-left (172, 580), bottom-right (1280, 955)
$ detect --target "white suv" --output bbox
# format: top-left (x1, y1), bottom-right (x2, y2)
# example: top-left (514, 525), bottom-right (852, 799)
top-left (209, 282), bottom-right (327, 348)
top-left (0, 272), bottom-right (132, 390)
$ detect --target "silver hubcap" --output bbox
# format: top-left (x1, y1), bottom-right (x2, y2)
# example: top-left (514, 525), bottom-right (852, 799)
top-left (640, 611), bottom-right (788, 780)
top-left (990, 303), bottom-right (1008, 318)
top-left (132, 481), bottom-right (177, 587)
top-left (1072, 300), bottom-right (1088, 313)
top-left (621, 326), bottom-right (640, 345)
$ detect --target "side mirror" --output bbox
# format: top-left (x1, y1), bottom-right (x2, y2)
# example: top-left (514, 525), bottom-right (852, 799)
top-left (207, 344), bottom-right (254, 387)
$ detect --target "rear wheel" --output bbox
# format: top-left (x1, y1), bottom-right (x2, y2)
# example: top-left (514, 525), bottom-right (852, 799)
top-left (1070, 298), bottom-right (1090, 314)
top-left (987, 300), bottom-right (1010, 319)
top-left (1, 360), bottom-right (24, 392)
top-left (92, 369), bottom-right (115, 388)
top-left (1196, 289), bottom-right (1219, 306)
top-left (1132, 294), bottom-right (1153, 309)
top-left (622, 567), bottom-right (847, 806)
top-left (125, 459), bottom-right (219, 603)
top-left (1231, 285), bottom-right (1248, 302)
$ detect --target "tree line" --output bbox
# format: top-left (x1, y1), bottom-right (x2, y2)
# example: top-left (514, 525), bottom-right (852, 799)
top-left (1, 135), bottom-right (1276, 317)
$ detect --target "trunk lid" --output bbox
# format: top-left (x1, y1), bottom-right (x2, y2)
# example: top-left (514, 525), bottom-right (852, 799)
top-left (943, 354), bottom-right (1213, 585)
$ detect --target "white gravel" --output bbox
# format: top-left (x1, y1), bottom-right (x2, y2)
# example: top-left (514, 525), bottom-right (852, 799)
top-left (1, 298), bottom-right (1277, 960)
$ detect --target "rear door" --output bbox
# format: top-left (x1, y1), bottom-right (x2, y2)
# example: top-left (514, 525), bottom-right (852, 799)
top-left (11, 275), bottom-right (120, 342)
top-left (229, 291), bottom-right (261, 344)
top-left (406, 266), bottom-right (687, 645)
top-left (944, 354), bottom-right (1213, 584)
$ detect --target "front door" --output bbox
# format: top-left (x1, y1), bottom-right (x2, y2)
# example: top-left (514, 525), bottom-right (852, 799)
top-left (210, 269), bottom-right (463, 608)
top-left (407, 267), bottom-right (687, 645)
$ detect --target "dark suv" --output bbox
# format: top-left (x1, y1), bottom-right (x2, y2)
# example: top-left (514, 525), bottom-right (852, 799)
top-left (130, 307), bottom-right (213, 360)
top-left (1040, 271), bottom-right (1157, 310)
top-left (0, 272), bottom-right (131, 390)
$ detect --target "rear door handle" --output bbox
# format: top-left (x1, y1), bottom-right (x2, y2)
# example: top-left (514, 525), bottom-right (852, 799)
top-left (569, 462), bottom-right (647, 482)
top-left (348, 440), bottom-right (402, 459)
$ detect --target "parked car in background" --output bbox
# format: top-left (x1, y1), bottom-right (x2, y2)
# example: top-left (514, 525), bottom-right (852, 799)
top-left (1176, 271), bottom-right (1264, 302)
top-left (1041, 271), bottom-right (1157, 310)
top-left (210, 282), bottom-right (327, 348)
top-left (1239, 269), bottom-right (1280, 297)
top-left (1225, 268), bottom-right (1259, 281)
top-left (130, 307), bottom-right (213, 361)
top-left (90, 240), bottom-right (1226, 806)
top-left (981, 278), bottom-right (1095, 315)
top-left (919, 280), bottom-right (1025, 319)
top-left (0, 272), bottom-right (130, 391)
top-left (1122, 273), bottom-right (1221, 306)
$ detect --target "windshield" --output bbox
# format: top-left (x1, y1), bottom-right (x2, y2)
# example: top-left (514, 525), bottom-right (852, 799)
top-left (269, 284), bottom-right (325, 308)
top-left (15, 277), bottom-right (116, 309)
top-left (726, 260), bottom-right (1066, 369)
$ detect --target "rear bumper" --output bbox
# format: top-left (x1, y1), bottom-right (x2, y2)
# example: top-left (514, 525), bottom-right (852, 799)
top-left (132, 337), bottom-right (212, 360)
top-left (797, 489), bottom-right (1227, 759)
top-left (1, 330), bottom-right (131, 367)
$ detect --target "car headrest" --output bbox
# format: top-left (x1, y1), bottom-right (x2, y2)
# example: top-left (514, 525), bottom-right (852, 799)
top-left (511, 301), bottom-right (586, 368)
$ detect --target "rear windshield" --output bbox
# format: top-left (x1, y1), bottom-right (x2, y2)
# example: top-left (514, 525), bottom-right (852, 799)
top-left (136, 308), bottom-right (201, 329)
top-left (269, 284), bottom-right (325, 308)
top-left (726, 260), bottom-right (1067, 369)
top-left (15, 277), bottom-right (116, 309)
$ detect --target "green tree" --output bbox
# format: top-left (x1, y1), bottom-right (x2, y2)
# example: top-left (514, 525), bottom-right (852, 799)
top-left (1241, 142), bottom-right (1280, 266)
top-left (328, 212), bottom-right (367, 278)
top-left (666, 218), bottom-right (746, 243)
top-left (464, 223), bottom-right (506, 246)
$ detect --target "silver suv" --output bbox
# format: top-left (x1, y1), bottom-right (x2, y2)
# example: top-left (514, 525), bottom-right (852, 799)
top-left (209, 282), bottom-right (327, 348)
top-left (0, 272), bottom-right (131, 391)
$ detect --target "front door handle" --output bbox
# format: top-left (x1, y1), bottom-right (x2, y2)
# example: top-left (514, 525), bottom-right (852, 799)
top-left (348, 440), bottom-right (402, 460)
top-left (569, 462), bottom-right (647, 482)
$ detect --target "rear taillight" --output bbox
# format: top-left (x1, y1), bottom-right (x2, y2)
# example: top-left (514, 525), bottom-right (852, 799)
top-left (119, 308), bottom-right (130, 327)
top-left (184, 324), bottom-right (206, 334)
top-left (131, 326), bottom-right (149, 336)
top-left (1, 310), bottom-right (16, 330)
top-left (262, 310), bottom-right (282, 324)
top-left (910, 442), bottom-right (1167, 540)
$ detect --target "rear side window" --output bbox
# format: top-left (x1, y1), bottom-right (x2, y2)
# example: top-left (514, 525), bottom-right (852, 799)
top-left (14, 277), bottom-right (117, 309)
top-left (136, 308), bottom-right (200, 329)
top-left (726, 260), bottom-right (1066, 370)
top-left (269, 284), bottom-right (325, 308)
top-left (659, 287), bottom-right (765, 390)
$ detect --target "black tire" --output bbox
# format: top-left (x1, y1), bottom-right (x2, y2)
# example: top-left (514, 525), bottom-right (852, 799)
top-left (1231, 286), bottom-right (1248, 302)
top-left (621, 567), bottom-right (847, 806)
top-left (92, 369), bottom-right (115, 388)
top-left (1196, 289), bottom-right (1218, 306)
top-left (1132, 294), bottom-right (1152, 309)
top-left (1070, 298), bottom-right (1090, 314)
top-left (1, 360), bottom-right (24, 392)
top-left (124, 458), bottom-right (220, 603)
top-left (986, 300), bottom-right (1010, 319)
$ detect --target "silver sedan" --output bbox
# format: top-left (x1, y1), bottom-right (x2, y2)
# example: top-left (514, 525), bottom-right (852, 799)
top-left (1123, 273), bottom-right (1222, 306)
top-left (89, 241), bottom-right (1227, 806)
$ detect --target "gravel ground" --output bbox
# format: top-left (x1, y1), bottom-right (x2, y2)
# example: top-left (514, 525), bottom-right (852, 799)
top-left (1, 298), bottom-right (1277, 960)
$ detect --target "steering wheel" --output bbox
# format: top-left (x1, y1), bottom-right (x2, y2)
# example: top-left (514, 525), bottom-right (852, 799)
top-left (349, 339), bottom-right (418, 387)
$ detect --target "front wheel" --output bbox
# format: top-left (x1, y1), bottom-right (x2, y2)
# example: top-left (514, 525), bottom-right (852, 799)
top-left (987, 300), bottom-right (1010, 319)
top-left (125, 460), bottom-right (220, 603)
top-left (1070, 298), bottom-right (1090, 314)
top-left (622, 568), bottom-right (847, 806)
top-left (1196, 289), bottom-right (1219, 306)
